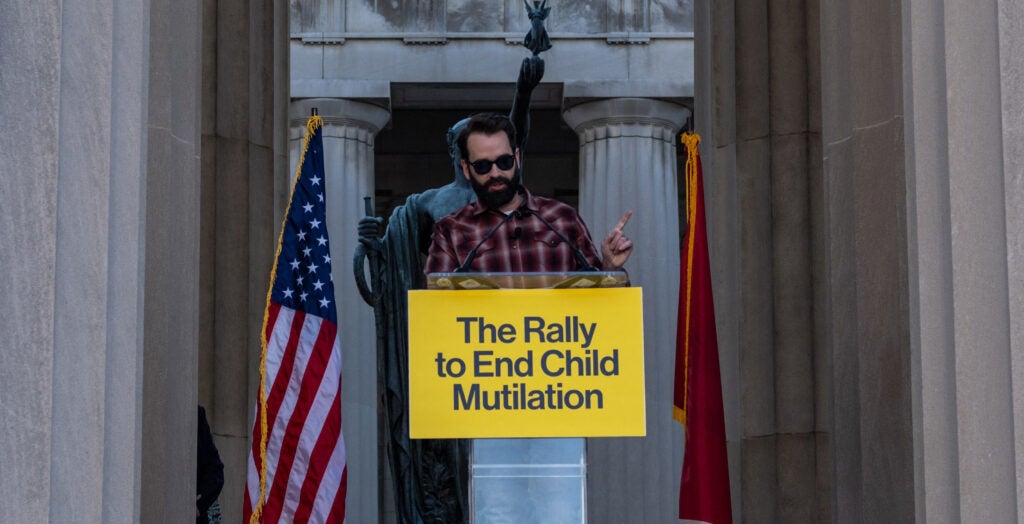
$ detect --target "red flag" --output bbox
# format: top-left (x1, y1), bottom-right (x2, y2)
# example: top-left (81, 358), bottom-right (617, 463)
top-left (244, 115), bottom-right (348, 523)
top-left (674, 133), bottom-right (732, 523)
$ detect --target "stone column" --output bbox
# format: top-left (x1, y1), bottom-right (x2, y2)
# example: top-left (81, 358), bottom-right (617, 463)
top-left (1, 0), bottom-right (201, 522)
top-left (904, 0), bottom-right (1024, 520)
top-left (699, 0), bottom-right (824, 519)
top-left (562, 98), bottom-right (690, 523)
top-left (198, 2), bottom-right (289, 522)
top-left (290, 97), bottom-right (391, 523)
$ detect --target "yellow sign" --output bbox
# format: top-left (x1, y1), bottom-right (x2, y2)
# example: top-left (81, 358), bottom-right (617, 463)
top-left (408, 288), bottom-right (645, 438)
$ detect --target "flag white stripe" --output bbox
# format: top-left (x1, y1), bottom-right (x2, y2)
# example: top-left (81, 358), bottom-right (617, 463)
top-left (246, 448), bottom-right (260, 510)
top-left (263, 312), bottom-right (322, 499)
top-left (309, 413), bottom-right (348, 524)
top-left (264, 306), bottom-right (298, 392)
top-left (280, 331), bottom-right (343, 520)
top-left (246, 306), bottom-right (297, 513)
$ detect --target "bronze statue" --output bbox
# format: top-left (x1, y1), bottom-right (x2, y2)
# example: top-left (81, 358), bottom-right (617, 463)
top-left (354, 6), bottom-right (551, 522)
top-left (523, 0), bottom-right (552, 56)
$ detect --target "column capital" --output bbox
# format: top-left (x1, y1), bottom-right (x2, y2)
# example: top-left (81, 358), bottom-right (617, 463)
top-left (562, 98), bottom-right (691, 142)
top-left (290, 98), bottom-right (392, 137)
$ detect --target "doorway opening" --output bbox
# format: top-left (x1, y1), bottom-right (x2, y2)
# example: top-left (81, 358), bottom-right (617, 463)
top-left (373, 84), bottom-right (581, 222)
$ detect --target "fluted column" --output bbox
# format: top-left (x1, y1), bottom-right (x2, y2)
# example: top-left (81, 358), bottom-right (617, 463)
top-left (2, 0), bottom-right (201, 521)
top-left (903, 0), bottom-right (1024, 520)
top-left (563, 98), bottom-right (690, 523)
top-left (288, 98), bottom-right (390, 523)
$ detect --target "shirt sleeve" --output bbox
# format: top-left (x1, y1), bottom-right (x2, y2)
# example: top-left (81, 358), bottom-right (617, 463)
top-left (424, 219), bottom-right (460, 274)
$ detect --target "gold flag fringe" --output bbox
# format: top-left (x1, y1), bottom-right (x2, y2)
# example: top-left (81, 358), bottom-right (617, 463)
top-left (674, 132), bottom-right (701, 426)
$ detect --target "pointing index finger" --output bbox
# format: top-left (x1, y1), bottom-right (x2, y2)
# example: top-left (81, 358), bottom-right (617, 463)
top-left (615, 211), bottom-right (633, 231)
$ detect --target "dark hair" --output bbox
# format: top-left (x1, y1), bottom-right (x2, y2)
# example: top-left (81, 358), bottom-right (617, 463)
top-left (456, 113), bottom-right (517, 161)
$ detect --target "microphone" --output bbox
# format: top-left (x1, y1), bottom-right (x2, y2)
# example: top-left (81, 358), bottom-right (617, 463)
top-left (509, 226), bottom-right (522, 240)
top-left (518, 208), bottom-right (598, 271)
top-left (454, 211), bottom-right (515, 273)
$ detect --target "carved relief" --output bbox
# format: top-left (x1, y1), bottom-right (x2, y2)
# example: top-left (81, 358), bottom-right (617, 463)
top-left (291, 0), bottom-right (693, 36)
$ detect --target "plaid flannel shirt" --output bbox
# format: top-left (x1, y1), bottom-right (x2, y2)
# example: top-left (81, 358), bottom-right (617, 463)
top-left (424, 191), bottom-right (603, 274)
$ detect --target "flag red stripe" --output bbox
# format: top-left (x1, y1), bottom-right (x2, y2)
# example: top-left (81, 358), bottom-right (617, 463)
top-left (243, 484), bottom-right (253, 522)
top-left (243, 401), bottom-right (264, 519)
top-left (244, 402), bottom-right (263, 521)
top-left (293, 384), bottom-right (344, 522)
top-left (265, 308), bottom-right (308, 430)
top-left (280, 337), bottom-right (344, 520)
top-left (306, 402), bottom-right (348, 523)
top-left (248, 308), bottom-right (305, 498)
top-left (245, 303), bottom-right (284, 522)
top-left (244, 399), bottom-right (262, 521)
top-left (264, 301), bottom-right (283, 348)
top-left (246, 306), bottom-right (305, 522)
top-left (326, 466), bottom-right (348, 524)
top-left (248, 301), bottom-right (285, 476)
top-left (262, 319), bottom-right (338, 522)
top-left (262, 311), bottom-right (320, 501)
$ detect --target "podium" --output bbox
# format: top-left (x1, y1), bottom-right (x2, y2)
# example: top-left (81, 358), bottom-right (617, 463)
top-left (424, 271), bottom-right (631, 524)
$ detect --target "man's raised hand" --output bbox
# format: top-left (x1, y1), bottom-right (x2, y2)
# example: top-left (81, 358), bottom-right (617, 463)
top-left (601, 211), bottom-right (633, 270)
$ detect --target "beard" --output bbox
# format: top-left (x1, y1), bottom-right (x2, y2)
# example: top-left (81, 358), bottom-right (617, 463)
top-left (471, 167), bottom-right (522, 210)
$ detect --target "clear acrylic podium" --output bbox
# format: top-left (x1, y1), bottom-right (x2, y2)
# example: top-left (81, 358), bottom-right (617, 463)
top-left (426, 271), bottom-right (629, 524)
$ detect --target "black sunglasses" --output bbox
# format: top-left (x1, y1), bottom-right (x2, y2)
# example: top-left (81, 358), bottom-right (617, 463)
top-left (468, 154), bottom-right (516, 175)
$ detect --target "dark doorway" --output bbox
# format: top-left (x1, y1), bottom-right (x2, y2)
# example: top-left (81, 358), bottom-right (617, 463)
top-left (373, 104), bottom-right (581, 222)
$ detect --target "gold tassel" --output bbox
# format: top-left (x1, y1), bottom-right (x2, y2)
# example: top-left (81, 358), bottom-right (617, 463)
top-left (675, 132), bottom-right (701, 426)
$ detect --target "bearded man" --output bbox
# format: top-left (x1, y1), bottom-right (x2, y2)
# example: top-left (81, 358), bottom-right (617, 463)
top-left (425, 113), bottom-right (633, 275)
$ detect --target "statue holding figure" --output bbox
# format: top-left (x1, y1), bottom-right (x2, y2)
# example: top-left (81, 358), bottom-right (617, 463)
top-left (354, 6), bottom-right (551, 522)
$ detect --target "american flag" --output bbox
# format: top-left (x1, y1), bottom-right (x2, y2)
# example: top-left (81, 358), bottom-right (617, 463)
top-left (244, 115), bottom-right (347, 523)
